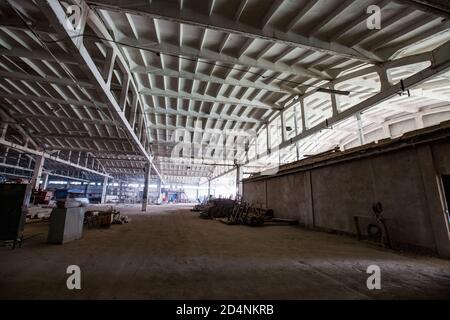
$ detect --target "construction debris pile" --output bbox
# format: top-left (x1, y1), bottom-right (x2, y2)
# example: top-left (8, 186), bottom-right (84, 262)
top-left (84, 207), bottom-right (130, 228)
top-left (195, 198), bottom-right (298, 227)
top-left (224, 202), bottom-right (272, 226)
top-left (193, 198), bottom-right (236, 219)
top-left (26, 206), bottom-right (53, 221)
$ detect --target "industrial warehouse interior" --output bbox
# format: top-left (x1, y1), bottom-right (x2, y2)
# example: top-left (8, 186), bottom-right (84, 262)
top-left (1, 0), bottom-right (450, 305)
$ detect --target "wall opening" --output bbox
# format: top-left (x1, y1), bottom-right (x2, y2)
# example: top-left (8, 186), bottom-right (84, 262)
top-left (441, 175), bottom-right (450, 226)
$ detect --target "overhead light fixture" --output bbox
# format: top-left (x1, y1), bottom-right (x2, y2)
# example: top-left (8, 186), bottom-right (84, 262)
top-left (286, 126), bottom-right (293, 132)
top-left (398, 79), bottom-right (411, 97)
top-left (317, 88), bottom-right (350, 96)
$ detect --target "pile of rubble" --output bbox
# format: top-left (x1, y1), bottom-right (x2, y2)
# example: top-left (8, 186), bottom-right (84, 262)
top-left (84, 207), bottom-right (131, 228)
top-left (196, 198), bottom-right (236, 219)
top-left (195, 198), bottom-right (298, 227)
top-left (26, 206), bottom-right (53, 222)
top-left (226, 202), bottom-right (276, 226)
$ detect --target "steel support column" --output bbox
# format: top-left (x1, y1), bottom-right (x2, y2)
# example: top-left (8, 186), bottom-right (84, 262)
top-left (142, 162), bottom-right (151, 211)
top-left (119, 182), bottom-right (123, 202)
top-left (101, 176), bottom-right (109, 204)
top-left (356, 113), bottom-right (365, 146)
top-left (156, 178), bottom-right (162, 204)
top-left (236, 164), bottom-right (243, 199)
top-left (84, 182), bottom-right (89, 196)
top-left (42, 172), bottom-right (49, 190)
top-left (23, 154), bottom-right (44, 211)
top-left (30, 155), bottom-right (45, 190)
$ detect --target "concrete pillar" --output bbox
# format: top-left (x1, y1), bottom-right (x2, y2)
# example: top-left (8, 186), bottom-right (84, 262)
top-left (84, 182), bottom-right (89, 196)
top-left (415, 114), bottom-right (425, 129)
top-left (1, 123), bottom-right (7, 139)
top-left (382, 123), bottom-right (391, 139)
top-left (416, 145), bottom-right (450, 258)
top-left (236, 164), bottom-right (243, 199)
top-left (300, 98), bottom-right (307, 132)
top-left (356, 113), bottom-right (365, 146)
top-left (280, 110), bottom-right (286, 143)
top-left (207, 179), bottom-right (211, 198)
top-left (330, 94), bottom-right (339, 117)
top-left (23, 154), bottom-right (45, 210)
top-left (305, 171), bottom-right (315, 228)
top-left (156, 178), bottom-right (162, 203)
top-left (30, 155), bottom-right (45, 190)
top-left (142, 162), bottom-right (151, 211)
top-left (101, 176), bottom-right (108, 204)
top-left (42, 172), bottom-right (49, 190)
top-left (293, 103), bottom-right (300, 161)
top-left (119, 182), bottom-right (123, 202)
top-left (330, 85), bottom-right (340, 117)
top-left (255, 133), bottom-right (259, 157)
top-left (278, 147), bottom-right (282, 166)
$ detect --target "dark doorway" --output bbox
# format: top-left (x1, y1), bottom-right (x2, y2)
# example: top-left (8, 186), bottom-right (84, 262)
top-left (442, 175), bottom-right (450, 223)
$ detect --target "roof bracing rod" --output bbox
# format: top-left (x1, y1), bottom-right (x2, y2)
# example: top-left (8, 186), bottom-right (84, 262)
top-left (37, 0), bottom-right (164, 183)
top-left (0, 163), bottom-right (90, 182)
top-left (0, 138), bottom-right (111, 178)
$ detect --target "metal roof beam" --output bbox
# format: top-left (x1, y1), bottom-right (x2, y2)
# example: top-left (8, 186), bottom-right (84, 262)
top-left (140, 88), bottom-right (280, 111)
top-left (0, 138), bottom-right (111, 177)
top-left (12, 113), bottom-right (118, 127)
top-left (259, 40), bottom-right (450, 159)
top-left (397, 0), bottom-right (450, 17)
top-left (34, 133), bottom-right (130, 143)
top-left (0, 70), bottom-right (122, 91)
top-left (145, 106), bottom-right (262, 124)
top-left (37, 0), bottom-right (164, 183)
top-left (105, 35), bottom-right (331, 81)
top-left (0, 92), bottom-right (107, 109)
top-left (132, 66), bottom-right (296, 94)
top-left (148, 124), bottom-right (255, 137)
top-left (88, 0), bottom-right (382, 62)
top-left (45, 146), bottom-right (139, 155)
top-left (0, 47), bottom-right (76, 64)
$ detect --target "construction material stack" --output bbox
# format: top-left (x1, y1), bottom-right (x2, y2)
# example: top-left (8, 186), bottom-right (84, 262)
top-left (195, 198), bottom-right (298, 227)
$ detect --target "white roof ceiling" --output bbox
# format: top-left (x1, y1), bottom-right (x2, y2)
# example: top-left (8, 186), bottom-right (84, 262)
top-left (0, 0), bottom-right (449, 184)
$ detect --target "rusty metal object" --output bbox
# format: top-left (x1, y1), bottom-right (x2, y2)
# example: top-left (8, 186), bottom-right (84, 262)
top-left (198, 198), bottom-right (297, 227)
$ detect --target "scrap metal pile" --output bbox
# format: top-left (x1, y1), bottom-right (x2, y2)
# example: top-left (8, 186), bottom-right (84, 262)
top-left (224, 201), bottom-right (273, 226)
top-left (84, 207), bottom-right (131, 228)
top-left (194, 198), bottom-right (298, 227)
top-left (194, 198), bottom-right (236, 219)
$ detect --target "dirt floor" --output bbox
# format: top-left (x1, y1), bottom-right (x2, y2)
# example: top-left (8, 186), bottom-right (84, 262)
top-left (1, 204), bottom-right (450, 299)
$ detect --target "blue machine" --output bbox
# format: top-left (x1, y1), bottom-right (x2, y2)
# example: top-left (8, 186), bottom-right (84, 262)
top-left (54, 189), bottom-right (85, 201)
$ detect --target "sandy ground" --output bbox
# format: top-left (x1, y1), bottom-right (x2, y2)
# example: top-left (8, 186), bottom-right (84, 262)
top-left (0, 204), bottom-right (449, 300)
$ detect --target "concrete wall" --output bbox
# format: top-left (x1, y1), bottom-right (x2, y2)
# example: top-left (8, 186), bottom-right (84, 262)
top-left (243, 131), bottom-right (450, 258)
